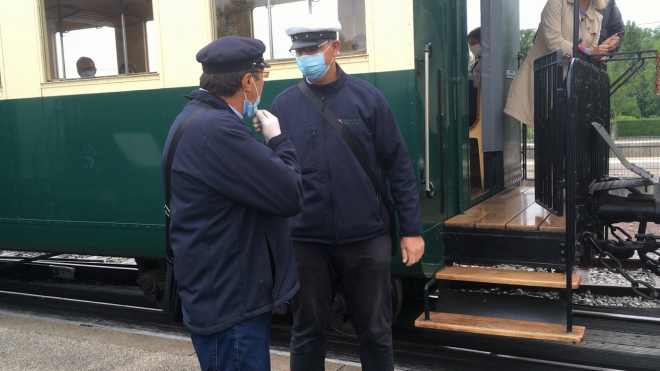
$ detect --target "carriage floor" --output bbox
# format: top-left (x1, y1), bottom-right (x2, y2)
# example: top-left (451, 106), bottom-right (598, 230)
top-left (447, 186), bottom-right (565, 233)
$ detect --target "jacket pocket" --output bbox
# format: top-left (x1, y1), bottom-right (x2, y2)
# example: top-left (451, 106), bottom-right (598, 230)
top-left (264, 233), bottom-right (276, 298)
top-left (312, 130), bottom-right (319, 168)
top-left (376, 169), bottom-right (383, 221)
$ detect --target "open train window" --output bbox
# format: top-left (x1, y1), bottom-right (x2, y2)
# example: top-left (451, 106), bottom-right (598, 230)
top-left (40, 0), bottom-right (157, 81)
top-left (212, 0), bottom-right (366, 61)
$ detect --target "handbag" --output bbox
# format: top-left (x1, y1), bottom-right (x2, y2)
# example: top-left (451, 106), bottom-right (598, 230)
top-left (297, 81), bottom-right (398, 256)
top-left (163, 107), bottom-right (210, 321)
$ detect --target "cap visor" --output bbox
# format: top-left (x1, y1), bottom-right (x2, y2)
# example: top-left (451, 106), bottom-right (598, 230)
top-left (290, 39), bottom-right (330, 50)
top-left (255, 60), bottom-right (270, 68)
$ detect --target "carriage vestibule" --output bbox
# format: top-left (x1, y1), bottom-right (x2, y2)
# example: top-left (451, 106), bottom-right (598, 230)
top-left (40, 0), bottom-right (156, 81)
top-left (212, 0), bottom-right (367, 60)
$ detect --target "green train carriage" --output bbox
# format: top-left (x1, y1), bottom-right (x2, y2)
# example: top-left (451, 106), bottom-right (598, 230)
top-left (7, 0), bottom-right (656, 341)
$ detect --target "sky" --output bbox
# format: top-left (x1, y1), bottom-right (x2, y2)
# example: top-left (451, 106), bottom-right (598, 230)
top-left (468, 0), bottom-right (660, 33)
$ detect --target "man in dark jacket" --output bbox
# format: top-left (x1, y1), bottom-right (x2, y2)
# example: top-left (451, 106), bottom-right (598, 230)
top-left (270, 16), bottom-right (424, 371)
top-left (161, 36), bottom-right (303, 371)
top-left (599, 0), bottom-right (625, 52)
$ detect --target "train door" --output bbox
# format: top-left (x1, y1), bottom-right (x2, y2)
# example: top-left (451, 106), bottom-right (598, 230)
top-left (412, 0), bottom-right (469, 277)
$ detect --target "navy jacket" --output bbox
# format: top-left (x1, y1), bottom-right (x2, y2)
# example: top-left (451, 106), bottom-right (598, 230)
top-left (599, 0), bottom-right (625, 52)
top-left (161, 90), bottom-right (302, 335)
top-left (270, 65), bottom-right (423, 245)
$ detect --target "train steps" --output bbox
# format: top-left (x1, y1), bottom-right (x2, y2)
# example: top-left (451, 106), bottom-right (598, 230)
top-left (443, 186), bottom-right (567, 270)
top-left (415, 266), bottom-right (585, 342)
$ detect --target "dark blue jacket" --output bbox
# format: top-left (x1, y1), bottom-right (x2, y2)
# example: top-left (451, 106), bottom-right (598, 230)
top-left (161, 90), bottom-right (303, 335)
top-left (270, 65), bottom-right (423, 245)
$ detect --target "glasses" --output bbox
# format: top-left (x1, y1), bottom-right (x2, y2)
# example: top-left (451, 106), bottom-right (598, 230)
top-left (261, 69), bottom-right (269, 78)
top-left (290, 41), bottom-right (330, 58)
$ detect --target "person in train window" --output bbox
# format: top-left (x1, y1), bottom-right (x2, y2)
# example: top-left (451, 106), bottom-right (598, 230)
top-left (598, 0), bottom-right (625, 53)
top-left (160, 36), bottom-right (303, 371)
top-left (504, 0), bottom-right (619, 127)
top-left (467, 27), bottom-right (481, 128)
top-left (118, 62), bottom-right (138, 74)
top-left (76, 57), bottom-right (96, 78)
top-left (269, 15), bottom-right (425, 371)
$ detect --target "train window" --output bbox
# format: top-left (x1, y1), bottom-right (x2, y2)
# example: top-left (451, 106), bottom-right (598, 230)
top-left (40, 0), bottom-right (157, 81)
top-left (212, 0), bottom-right (366, 60)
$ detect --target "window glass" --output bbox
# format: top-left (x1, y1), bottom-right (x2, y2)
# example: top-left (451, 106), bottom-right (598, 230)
top-left (41, 0), bottom-right (157, 81)
top-left (213, 0), bottom-right (366, 60)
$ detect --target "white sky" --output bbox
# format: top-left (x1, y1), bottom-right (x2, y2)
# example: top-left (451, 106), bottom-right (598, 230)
top-left (468, 0), bottom-right (660, 33)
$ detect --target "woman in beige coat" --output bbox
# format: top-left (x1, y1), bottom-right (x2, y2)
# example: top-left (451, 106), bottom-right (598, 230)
top-left (504, 0), bottom-right (619, 126)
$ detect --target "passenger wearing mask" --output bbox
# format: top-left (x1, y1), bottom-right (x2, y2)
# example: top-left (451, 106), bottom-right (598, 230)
top-left (269, 15), bottom-right (424, 371)
top-left (599, 0), bottom-right (625, 53)
top-left (468, 27), bottom-right (481, 127)
top-left (161, 36), bottom-right (303, 371)
top-left (504, 0), bottom-right (619, 127)
top-left (76, 57), bottom-right (96, 78)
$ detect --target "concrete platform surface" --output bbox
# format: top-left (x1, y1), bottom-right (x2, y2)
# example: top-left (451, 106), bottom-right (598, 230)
top-left (0, 314), bottom-right (360, 371)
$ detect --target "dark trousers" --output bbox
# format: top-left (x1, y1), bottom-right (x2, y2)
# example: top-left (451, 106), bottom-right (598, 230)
top-left (290, 233), bottom-right (393, 371)
top-left (191, 312), bottom-right (271, 371)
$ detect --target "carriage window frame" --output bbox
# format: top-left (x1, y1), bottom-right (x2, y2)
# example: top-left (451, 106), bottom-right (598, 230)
top-left (211, 0), bottom-right (367, 62)
top-left (38, 0), bottom-right (159, 82)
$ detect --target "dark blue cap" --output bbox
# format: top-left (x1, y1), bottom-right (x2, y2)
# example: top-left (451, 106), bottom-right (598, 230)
top-left (196, 36), bottom-right (270, 74)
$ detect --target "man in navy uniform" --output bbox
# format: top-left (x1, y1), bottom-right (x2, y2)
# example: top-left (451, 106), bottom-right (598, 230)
top-left (161, 36), bottom-right (303, 371)
top-left (270, 16), bottom-right (425, 371)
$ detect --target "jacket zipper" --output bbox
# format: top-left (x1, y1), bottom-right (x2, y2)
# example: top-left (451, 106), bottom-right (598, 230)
top-left (320, 87), bottom-right (338, 244)
top-left (376, 169), bottom-right (382, 221)
top-left (312, 130), bottom-right (319, 168)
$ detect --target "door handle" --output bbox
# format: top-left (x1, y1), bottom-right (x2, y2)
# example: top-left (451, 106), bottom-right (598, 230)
top-left (422, 43), bottom-right (434, 199)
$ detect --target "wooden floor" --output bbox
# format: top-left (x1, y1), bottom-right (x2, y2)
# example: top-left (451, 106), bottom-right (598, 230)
top-left (445, 187), bottom-right (566, 232)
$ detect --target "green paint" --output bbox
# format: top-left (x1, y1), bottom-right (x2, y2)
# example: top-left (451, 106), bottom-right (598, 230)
top-left (0, 47), bottom-right (470, 276)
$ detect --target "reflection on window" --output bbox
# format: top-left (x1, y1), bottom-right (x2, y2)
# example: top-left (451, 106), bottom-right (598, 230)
top-left (212, 0), bottom-right (366, 60)
top-left (41, 0), bottom-right (157, 81)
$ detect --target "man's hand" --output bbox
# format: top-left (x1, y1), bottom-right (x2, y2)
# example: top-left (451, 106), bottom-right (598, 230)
top-left (253, 110), bottom-right (281, 144)
top-left (401, 236), bottom-right (424, 266)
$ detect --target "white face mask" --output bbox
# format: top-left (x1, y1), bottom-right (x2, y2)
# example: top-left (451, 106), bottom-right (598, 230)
top-left (469, 44), bottom-right (481, 58)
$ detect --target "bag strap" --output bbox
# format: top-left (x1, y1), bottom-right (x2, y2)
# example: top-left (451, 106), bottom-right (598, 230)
top-left (164, 107), bottom-right (210, 262)
top-left (296, 80), bottom-right (396, 217)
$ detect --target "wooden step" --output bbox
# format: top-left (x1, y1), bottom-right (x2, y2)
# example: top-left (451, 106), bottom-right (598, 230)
top-left (415, 312), bottom-right (585, 342)
top-left (435, 267), bottom-right (580, 289)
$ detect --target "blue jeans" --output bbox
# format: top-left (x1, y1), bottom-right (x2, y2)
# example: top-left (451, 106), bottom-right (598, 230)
top-left (191, 312), bottom-right (271, 371)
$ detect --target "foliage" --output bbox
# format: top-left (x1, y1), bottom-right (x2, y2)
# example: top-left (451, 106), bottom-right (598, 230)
top-left (519, 28), bottom-right (537, 60)
top-left (608, 22), bottom-right (660, 121)
top-left (616, 119), bottom-right (660, 137)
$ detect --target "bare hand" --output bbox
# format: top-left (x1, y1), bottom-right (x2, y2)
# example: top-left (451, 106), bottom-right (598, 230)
top-left (603, 34), bottom-right (620, 51)
top-left (401, 236), bottom-right (424, 266)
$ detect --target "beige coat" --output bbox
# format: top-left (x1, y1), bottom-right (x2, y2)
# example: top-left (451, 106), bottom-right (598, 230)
top-left (504, 0), bottom-right (606, 126)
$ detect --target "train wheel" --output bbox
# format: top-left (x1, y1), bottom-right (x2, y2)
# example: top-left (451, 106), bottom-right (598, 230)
top-left (328, 278), bottom-right (403, 336)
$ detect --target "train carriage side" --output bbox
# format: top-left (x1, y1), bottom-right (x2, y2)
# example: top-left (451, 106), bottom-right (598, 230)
top-left (0, 0), bottom-right (483, 299)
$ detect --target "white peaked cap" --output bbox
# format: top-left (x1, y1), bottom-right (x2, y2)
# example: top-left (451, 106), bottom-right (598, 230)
top-left (285, 14), bottom-right (342, 37)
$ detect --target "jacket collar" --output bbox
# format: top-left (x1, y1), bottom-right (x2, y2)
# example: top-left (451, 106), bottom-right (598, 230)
top-left (304, 63), bottom-right (348, 96)
top-left (567, 0), bottom-right (597, 20)
top-left (187, 89), bottom-right (234, 112)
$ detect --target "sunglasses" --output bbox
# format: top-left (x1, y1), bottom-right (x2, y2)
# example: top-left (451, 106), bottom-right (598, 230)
top-left (290, 41), bottom-right (331, 58)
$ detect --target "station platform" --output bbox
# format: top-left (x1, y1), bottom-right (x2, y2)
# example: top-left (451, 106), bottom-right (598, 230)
top-left (0, 313), bottom-right (360, 371)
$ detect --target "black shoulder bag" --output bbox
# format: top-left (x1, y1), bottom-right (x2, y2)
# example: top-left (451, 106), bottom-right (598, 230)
top-left (297, 81), bottom-right (398, 256)
top-left (163, 107), bottom-right (209, 322)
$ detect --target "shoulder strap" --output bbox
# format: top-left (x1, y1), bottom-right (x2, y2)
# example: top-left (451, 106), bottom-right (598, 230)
top-left (164, 107), bottom-right (210, 261)
top-left (296, 80), bottom-right (395, 216)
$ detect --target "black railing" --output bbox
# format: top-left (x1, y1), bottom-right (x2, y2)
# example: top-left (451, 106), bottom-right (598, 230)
top-left (533, 50), bottom-right (566, 216)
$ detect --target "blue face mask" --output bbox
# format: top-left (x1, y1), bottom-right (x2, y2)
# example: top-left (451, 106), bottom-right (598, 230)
top-left (295, 44), bottom-right (334, 80)
top-left (242, 80), bottom-right (261, 118)
top-left (80, 71), bottom-right (95, 78)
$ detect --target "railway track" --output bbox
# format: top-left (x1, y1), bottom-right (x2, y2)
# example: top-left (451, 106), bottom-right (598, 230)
top-left (0, 278), bottom-right (659, 371)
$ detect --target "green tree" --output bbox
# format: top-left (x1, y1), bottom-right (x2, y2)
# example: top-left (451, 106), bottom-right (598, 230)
top-left (519, 28), bottom-right (536, 60)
